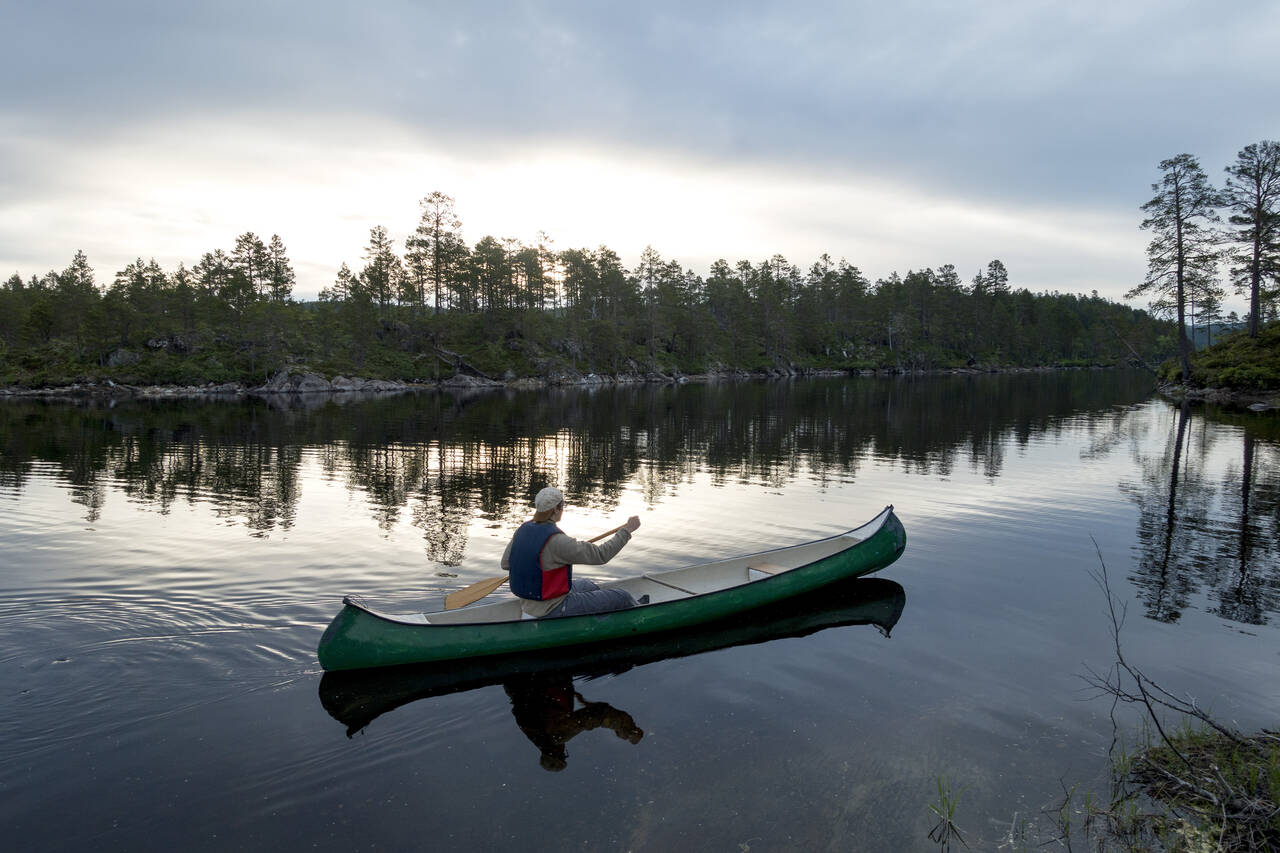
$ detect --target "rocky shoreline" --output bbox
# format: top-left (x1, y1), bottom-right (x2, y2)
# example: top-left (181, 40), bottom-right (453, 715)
top-left (1156, 382), bottom-right (1280, 412)
top-left (0, 363), bottom-right (1133, 401)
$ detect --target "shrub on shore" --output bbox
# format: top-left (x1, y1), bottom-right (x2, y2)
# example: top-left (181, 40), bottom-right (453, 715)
top-left (1159, 324), bottom-right (1280, 390)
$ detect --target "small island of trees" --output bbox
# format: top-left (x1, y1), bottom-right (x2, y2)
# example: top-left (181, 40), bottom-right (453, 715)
top-left (1131, 141), bottom-right (1280, 392)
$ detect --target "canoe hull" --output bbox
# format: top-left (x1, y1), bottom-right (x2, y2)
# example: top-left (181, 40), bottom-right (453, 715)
top-left (318, 507), bottom-right (906, 671)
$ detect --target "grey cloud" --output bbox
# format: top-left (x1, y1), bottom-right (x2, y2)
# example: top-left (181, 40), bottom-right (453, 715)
top-left (5, 1), bottom-right (1279, 216)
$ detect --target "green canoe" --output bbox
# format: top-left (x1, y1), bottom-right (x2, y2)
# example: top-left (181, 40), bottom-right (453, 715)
top-left (317, 505), bottom-right (906, 672)
top-left (318, 575), bottom-right (906, 735)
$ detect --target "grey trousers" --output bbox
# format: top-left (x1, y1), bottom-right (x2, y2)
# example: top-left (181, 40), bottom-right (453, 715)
top-left (547, 579), bottom-right (637, 617)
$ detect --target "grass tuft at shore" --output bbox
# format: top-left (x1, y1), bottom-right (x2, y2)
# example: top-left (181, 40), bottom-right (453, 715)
top-left (1117, 723), bottom-right (1280, 852)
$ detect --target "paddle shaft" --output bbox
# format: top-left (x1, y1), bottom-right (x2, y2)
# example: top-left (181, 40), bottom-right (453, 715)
top-left (443, 522), bottom-right (630, 609)
top-left (586, 522), bottom-right (628, 543)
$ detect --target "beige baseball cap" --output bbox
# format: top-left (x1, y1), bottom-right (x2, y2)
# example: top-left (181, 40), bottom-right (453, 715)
top-left (534, 486), bottom-right (564, 512)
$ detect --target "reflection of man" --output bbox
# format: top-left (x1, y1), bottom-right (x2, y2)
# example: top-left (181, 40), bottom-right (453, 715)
top-left (504, 674), bottom-right (644, 772)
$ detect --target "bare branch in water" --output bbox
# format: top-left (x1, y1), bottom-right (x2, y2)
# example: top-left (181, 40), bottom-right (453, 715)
top-left (1082, 539), bottom-right (1280, 851)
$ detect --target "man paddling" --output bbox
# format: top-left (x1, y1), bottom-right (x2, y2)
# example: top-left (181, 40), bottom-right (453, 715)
top-left (502, 486), bottom-right (646, 618)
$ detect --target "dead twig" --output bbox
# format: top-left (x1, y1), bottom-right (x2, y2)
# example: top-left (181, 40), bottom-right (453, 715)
top-left (1083, 541), bottom-right (1280, 851)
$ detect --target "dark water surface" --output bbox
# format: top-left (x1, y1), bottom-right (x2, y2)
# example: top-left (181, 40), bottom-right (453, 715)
top-left (2, 373), bottom-right (1278, 851)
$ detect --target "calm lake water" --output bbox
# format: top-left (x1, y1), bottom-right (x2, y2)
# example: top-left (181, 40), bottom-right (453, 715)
top-left (2, 373), bottom-right (1278, 851)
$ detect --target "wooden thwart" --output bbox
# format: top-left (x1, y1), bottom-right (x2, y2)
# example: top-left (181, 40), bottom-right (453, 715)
top-left (643, 574), bottom-right (697, 595)
top-left (748, 562), bottom-right (787, 574)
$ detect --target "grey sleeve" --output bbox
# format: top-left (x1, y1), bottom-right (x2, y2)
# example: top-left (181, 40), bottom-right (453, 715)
top-left (542, 529), bottom-right (632, 568)
top-left (501, 538), bottom-right (513, 572)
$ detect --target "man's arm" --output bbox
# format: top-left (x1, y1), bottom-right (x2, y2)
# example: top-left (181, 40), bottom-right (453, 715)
top-left (543, 529), bottom-right (632, 567)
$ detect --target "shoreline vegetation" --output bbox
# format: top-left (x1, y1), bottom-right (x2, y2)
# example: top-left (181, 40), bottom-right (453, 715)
top-left (5, 183), bottom-right (1275, 407)
top-left (1116, 726), bottom-right (1280, 851)
top-left (2, 192), bottom-right (1182, 400)
top-left (1156, 322), bottom-right (1280, 411)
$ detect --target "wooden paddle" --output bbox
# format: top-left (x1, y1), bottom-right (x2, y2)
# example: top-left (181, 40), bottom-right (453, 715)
top-left (443, 523), bottom-right (629, 610)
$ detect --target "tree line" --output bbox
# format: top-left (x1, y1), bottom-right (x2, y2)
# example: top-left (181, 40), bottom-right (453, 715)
top-left (1130, 141), bottom-right (1280, 380)
top-left (1, 195), bottom-right (1176, 386)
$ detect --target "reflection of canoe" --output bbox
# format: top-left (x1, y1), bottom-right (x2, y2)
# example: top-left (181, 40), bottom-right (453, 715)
top-left (319, 575), bottom-right (907, 735)
top-left (318, 505), bottom-right (905, 672)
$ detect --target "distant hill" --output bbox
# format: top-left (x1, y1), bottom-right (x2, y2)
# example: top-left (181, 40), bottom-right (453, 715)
top-left (1189, 322), bottom-right (1246, 349)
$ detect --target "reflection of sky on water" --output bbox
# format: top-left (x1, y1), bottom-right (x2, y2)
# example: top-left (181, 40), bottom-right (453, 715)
top-left (2, 384), bottom-right (1276, 627)
top-left (2, 375), bottom-right (1279, 851)
top-left (2, 403), bottom-right (1139, 568)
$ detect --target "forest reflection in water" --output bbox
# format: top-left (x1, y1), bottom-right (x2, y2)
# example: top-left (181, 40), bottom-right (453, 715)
top-left (2, 371), bottom-right (1277, 626)
top-left (1120, 400), bottom-right (1280, 625)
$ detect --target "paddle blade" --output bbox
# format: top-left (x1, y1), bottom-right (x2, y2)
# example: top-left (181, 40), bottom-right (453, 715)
top-left (444, 575), bottom-right (509, 610)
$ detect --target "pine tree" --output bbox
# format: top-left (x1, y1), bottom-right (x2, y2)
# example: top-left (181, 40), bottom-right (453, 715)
top-left (1128, 154), bottom-right (1220, 380)
top-left (170, 262), bottom-right (196, 332)
top-left (407, 192), bottom-right (465, 315)
top-left (535, 231), bottom-right (559, 311)
top-left (1222, 140), bottom-right (1280, 337)
top-left (559, 248), bottom-right (599, 317)
top-left (985, 259), bottom-right (1010, 293)
top-left (637, 246), bottom-right (664, 362)
top-left (360, 226), bottom-right (400, 312)
top-left (470, 236), bottom-right (506, 313)
top-left (55, 250), bottom-right (98, 359)
top-left (1198, 288), bottom-right (1224, 346)
top-left (265, 235), bottom-right (295, 302)
top-left (232, 233), bottom-right (269, 298)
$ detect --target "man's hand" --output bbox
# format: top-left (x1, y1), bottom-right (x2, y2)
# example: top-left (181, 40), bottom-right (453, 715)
top-left (623, 515), bottom-right (641, 533)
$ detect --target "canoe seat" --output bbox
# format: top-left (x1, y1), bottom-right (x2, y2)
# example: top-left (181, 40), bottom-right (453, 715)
top-left (748, 562), bottom-right (787, 574)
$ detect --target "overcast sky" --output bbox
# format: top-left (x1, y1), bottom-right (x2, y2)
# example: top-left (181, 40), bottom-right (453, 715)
top-left (3, 1), bottom-right (1277, 310)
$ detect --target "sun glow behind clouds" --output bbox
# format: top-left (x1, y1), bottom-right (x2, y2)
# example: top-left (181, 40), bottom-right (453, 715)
top-left (0, 114), bottom-right (1143, 300)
